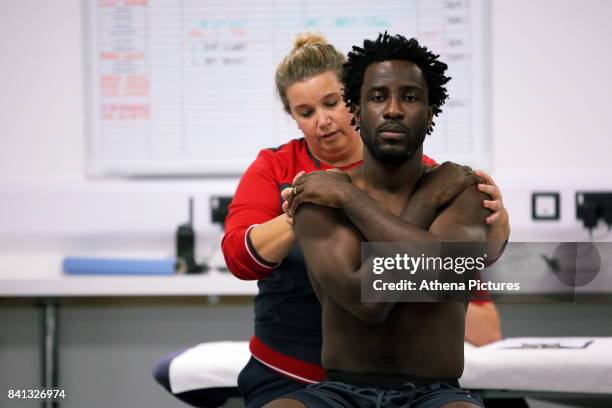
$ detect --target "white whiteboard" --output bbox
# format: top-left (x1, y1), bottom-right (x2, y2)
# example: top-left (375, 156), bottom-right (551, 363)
top-left (85, 0), bottom-right (490, 177)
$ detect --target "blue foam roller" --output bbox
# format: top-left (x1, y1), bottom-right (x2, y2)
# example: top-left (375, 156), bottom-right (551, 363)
top-left (63, 257), bottom-right (177, 275)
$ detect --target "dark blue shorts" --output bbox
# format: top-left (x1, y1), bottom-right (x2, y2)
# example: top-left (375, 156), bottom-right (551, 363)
top-left (282, 370), bottom-right (485, 408)
top-left (238, 357), bottom-right (307, 408)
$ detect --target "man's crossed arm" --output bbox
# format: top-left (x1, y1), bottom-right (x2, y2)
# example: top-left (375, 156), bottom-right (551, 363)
top-left (294, 185), bottom-right (489, 324)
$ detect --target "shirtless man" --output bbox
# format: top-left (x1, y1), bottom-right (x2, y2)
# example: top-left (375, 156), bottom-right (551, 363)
top-left (265, 33), bottom-right (490, 408)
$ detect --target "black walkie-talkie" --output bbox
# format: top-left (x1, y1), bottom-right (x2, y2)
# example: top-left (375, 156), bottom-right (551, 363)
top-left (176, 197), bottom-right (207, 273)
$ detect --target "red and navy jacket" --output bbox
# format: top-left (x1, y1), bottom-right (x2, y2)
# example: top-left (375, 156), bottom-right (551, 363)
top-left (222, 137), bottom-right (485, 383)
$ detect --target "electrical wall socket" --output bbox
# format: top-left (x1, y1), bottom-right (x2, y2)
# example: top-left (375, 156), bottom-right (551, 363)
top-left (532, 192), bottom-right (560, 220)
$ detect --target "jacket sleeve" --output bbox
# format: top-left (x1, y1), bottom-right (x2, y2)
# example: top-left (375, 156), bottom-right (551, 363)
top-left (221, 150), bottom-right (284, 280)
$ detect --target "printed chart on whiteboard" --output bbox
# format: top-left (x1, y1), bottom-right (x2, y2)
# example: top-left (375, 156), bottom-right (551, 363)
top-left (86, 0), bottom-right (490, 176)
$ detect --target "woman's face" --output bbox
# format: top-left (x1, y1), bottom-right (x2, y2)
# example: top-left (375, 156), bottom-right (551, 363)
top-left (286, 71), bottom-right (362, 166)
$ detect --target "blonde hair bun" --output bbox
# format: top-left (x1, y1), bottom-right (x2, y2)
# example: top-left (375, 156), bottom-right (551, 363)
top-left (276, 32), bottom-right (345, 113)
top-left (293, 32), bottom-right (328, 50)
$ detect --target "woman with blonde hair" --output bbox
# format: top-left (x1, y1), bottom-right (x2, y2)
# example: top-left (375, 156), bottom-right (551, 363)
top-left (222, 32), bottom-right (508, 408)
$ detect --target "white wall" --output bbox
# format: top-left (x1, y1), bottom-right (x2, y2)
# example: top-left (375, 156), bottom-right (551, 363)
top-left (1, 0), bottom-right (612, 278)
top-left (493, 0), bottom-right (612, 174)
top-left (490, 0), bottom-right (612, 240)
top-left (0, 0), bottom-right (85, 181)
top-left (1, 0), bottom-right (610, 180)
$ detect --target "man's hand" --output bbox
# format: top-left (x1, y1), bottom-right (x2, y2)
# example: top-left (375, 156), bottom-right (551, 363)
top-left (282, 170), bottom-right (352, 217)
top-left (416, 161), bottom-right (482, 209)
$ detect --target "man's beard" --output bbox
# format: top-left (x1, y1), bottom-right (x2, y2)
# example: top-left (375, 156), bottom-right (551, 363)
top-left (361, 127), bottom-right (427, 165)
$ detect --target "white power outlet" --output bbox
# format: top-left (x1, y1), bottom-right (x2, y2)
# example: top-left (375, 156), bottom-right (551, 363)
top-left (532, 192), bottom-right (560, 220)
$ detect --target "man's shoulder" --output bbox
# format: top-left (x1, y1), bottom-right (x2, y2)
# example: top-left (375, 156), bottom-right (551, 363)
top-left (295, 203), bottom-right (358, 239)
top-left (444, 185), bottom-right (488, 220)
top-left (296, 203), bottom-right (345, 225)
top-left (456, 183), bottom-right (487, 204)
top-left (430, 185), bottom-right (489, 242)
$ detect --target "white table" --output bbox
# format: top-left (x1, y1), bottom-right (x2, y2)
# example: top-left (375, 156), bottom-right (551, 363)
top-left (0, 271), bottom-right (255, 408)
top-left (0, 272), bottom-right (257, 297)
top-left (167, 340), bottom-right (612, 406)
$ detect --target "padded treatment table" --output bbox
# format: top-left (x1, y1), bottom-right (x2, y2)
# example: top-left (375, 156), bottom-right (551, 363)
top-left (156, 337), bottom-right (612, 407)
